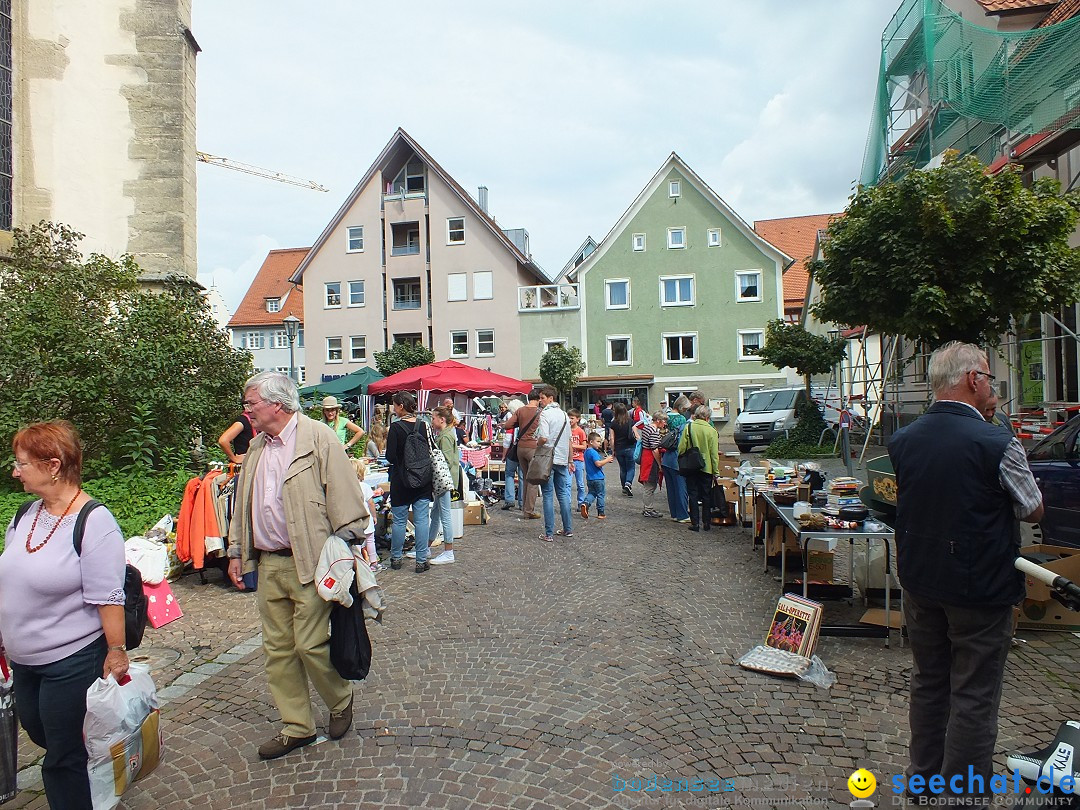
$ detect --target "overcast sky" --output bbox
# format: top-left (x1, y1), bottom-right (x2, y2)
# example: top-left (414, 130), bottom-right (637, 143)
top-left (192, 1), bottom-right (899, 311)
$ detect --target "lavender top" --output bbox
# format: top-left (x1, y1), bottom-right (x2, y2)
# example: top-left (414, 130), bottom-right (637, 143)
top-left (0, 502), bottom-right (126, 666)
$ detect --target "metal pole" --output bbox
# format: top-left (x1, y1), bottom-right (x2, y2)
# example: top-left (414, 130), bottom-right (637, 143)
top-left (288, 338), bottom-right (296, 384)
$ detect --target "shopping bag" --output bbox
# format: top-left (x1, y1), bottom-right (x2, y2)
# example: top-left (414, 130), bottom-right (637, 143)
top-left (329, 580), bottom-right (372, 681)
top-left (143, 580), bottom-right (183, 629)
top-left (84, 663), bottom-right (162, 810)
top-left (0, 656), bottom-right (16, 804)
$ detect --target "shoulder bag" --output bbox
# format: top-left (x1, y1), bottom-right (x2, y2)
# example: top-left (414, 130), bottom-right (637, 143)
top-left (505, 410), bottom-right (540, 463)
top-left (677, 421), bottom-right (707, 476)
top-left (428, 426), bottom-right (455, 497)
top-left (526, 413), bottom-right (569, 484)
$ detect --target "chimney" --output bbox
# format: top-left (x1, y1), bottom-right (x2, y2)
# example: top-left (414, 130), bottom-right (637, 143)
top-left (478, 185), bottom-right (489, 214)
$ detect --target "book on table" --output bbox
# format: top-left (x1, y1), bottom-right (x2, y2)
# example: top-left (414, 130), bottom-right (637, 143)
top-left (765, 593), bottom-right (824, 658)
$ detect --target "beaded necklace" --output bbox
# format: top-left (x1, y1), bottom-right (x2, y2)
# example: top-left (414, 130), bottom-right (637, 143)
top-left (25, 490), bottom-right (82, 554)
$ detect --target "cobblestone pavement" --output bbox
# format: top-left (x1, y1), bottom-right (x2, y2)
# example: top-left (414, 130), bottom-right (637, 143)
top-left (9, 455), bottom-right (1079, 809)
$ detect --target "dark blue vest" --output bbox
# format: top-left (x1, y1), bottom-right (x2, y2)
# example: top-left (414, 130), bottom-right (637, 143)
top-left (888, 401), bottom-right (1023, 606)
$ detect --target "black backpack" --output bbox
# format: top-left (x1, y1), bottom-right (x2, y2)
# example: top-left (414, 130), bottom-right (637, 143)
top-left (14, 498), bottom-right (149, 651)
top-left (401, 420), bottom-right (433, 490)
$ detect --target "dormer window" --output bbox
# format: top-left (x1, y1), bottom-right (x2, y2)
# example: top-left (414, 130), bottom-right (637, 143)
top-left (265, 297), bottom-right (281, 313)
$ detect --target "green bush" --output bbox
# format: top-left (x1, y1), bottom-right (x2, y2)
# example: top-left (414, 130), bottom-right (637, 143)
top-left (765, 398), bottom-right (838, 458)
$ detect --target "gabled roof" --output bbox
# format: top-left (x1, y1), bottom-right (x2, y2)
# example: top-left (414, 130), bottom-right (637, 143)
top-left (754, 213), bottom-right (838, 312)
top-left (568, 153), bottom-right (793, 281)
top-left (290, 128), bottom-right (547, 284)
top-left (228, 247), bottom-right (308, 328)
top-left (974, 0), bottom-right (1058, 13)
top-left (555, 236), bottom-right (598, 282)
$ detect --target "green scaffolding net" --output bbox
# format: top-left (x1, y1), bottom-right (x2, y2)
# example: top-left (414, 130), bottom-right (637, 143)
top-left (860, 0), bottom-right (1080, 186)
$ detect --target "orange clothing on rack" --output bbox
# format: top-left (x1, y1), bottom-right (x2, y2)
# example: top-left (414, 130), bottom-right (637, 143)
top-left (175, 477), bottom-right (201, 564)
top-left (187, 469), bottom-right (223, 571)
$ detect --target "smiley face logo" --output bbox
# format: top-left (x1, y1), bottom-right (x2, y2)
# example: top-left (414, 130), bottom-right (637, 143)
top-left (848, 768), bottom-right (877, 798)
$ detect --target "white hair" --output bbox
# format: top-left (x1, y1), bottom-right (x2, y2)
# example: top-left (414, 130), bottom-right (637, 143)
top-left (928, 342), bottom-right (987, 394)
top-left (246, 371), bottom-right (300, 413)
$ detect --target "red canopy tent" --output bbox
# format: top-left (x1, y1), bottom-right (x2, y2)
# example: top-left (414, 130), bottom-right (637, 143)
top-left (366, 359), bottom-right (531, 397)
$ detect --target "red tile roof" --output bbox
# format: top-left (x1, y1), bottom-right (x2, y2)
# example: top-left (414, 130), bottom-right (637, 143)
top-left (228, 247), bottom-right (309, 328)
top-left (753, 214), bottom-right (838, 312)
top-left (974, 0), bottom-right (1058, 12)
top-left (1039, 0), bottom-right (1080, 24)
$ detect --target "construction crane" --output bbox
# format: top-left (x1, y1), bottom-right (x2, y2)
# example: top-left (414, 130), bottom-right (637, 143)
top-left (196, 151), bottom-right (329, 192)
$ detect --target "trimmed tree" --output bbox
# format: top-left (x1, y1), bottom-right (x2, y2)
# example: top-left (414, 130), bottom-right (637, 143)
top-left (373, 341), bottom-right (435, 377)
top-left (757, 320), bottom-right (847, 399)
top-left (538, 344), bottom-right (585, 400)
top-left (809, 153), bottom-right (1080, 347)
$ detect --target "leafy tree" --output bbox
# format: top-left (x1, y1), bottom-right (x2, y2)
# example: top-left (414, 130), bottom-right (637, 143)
top-left (758, 320), bottom-right (846, 398)
top-left (809, 153), bottom-right (1080, 347)
top-left (0, 221), bottom-right (252, 478)
top-left (374, 341), bottom-right (435, 377)
top-left (538, 344), bottom-right (585, 399)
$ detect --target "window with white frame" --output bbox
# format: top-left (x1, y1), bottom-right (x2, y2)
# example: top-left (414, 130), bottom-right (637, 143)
top-left (663, 332), bottom-right (698, 363)
top-left (543, 338), bottom-right (568, 352)
top-left (738, 329), bottom-right (765, 360)
top-left (632, 233), bottom-right (646, 252)
top-left (447, 217), bottom-right (465, 244)
top-left (473, 271), bottom-right (493, 300)
top-left (242, 331), bottom-right (264, 350)
top-left (392, 278), bottom-right (422, 310)
top-left (447, 273), bottom-right (467, 302)
top-left (298, 367), bottom-right (306, 384)
top-left (735, 270), bottom-right (762, 302)
top-left (707, 228), bottom-right (721, 247)
top-left (325, 282), bottom-right (341, 308)
top-left (348, 280), bottom-right (365, 307)
top-left (265, 297), bottom-right (281, 313)
top-left (297, 328), bottom-right (304, 349)
top-left (607, 335), bottom-right (632, 365)
top-left (346, 225), bottom-right (364, 252)
top-left (349, 335), bottom-right (367, 362)
top-left (273, 329), bottom-right (289, 349)
top-left (450, 330), bottom-right (468, 356)
top-left (667, 227), bottom-right (686, 249)
top-left (660, 275), bottom-right (694, 306)
top-left (476, 329), bottom-right (495, 356)
top-left (669, 180), bottom-right (681, 198)
top-left (606, 279), bottom-right (630, 309)
top-left (326, 336), bottom-right (343, 363)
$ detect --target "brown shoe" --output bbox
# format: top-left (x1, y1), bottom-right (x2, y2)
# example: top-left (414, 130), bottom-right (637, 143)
top-left (525, 512), bottom-right (542, 519)
top-left (328, 696), bottom-right (354, 740)
top-left (257, 732), bottom-right (317, 760)
top-left (579, 503), bottom-right (589, 519)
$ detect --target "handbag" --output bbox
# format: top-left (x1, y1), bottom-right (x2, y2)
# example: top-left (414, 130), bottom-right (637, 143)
top-left (330, 579), bottom-right (373, 680)
top-left (428, 425), bottom-right (455, 497)
top-left (505, 410), bottom-right (540, 463)
top-left (677, 421), bottom-right (707, 476)
top-left (526, 413), bottom-right (569, 484)
top-left (0, 656), bottom-right (15, 804)
top-left (632, 437), bottom-right (643, 464)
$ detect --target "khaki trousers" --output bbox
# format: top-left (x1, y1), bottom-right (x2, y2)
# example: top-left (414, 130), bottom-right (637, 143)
top-left (516, 444), bottom-right (540, 514)
top-left (257, 553), bottom-right (353, 738)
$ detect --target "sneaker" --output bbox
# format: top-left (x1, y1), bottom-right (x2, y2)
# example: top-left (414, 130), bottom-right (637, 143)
top-left (539, 534), bottom-right (554, 543)
top-left (430, 551), bottom-right (456, 565)
top-left (596, 514), bottom-right (607, 520)
top-left (501, 502), bottom-right (515, 511)
top-left (677, 517), bottom-right (692, 524)
top-left (415, 560), bottom-right (431, 573)
top-left (370, 562), bottom-right (387, 574)
top-left (580, 503), bottom-right (589, 519)
top-left (328, 696), bottom-right (353, 740)
top-left (642, 509), bottom-right (662, 518)
top-left (257, 732), bottom-right (317, 760)
top-left (623, 484), bottom-right (634, 497)
top-left (405, 550), bottom-right (417, 558)
top-left (430, 536), bottom-right (443, 548)
top-left (390, 558), bottom-right (403, 570)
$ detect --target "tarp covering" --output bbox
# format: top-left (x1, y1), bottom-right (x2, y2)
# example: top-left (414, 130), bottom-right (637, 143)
top-left (298, 367), bottom-right (385, 397)
top-left (366, 359), bottom-right (531, 396)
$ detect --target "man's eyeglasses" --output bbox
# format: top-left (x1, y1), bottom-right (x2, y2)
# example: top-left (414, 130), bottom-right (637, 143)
top-left (242, 398), bottom-right (265, 410)
top-left (972, 370), bottom-right (996, 383)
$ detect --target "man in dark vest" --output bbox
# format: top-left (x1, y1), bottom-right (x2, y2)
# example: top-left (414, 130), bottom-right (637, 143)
top-left (889, 342), bottom-right (1043, 804)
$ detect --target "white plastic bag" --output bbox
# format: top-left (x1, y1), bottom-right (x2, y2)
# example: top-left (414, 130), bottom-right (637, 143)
top-left (84, 662), bottom-right (162, 810)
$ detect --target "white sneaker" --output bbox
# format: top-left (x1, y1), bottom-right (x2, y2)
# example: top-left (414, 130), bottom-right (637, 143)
top-left (430, 551), bottom-right (456, 565)
top-left (405, 550), bottom-right (417, 559)
top-left (430, 536), bottom-right (443, 548)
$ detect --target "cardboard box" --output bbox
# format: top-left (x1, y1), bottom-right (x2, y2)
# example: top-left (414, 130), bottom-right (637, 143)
top-left (463, 502), bottom-right (488, 526)
top-left (807, 537), bottom-right (838, 552)
top-left (806, 550), bottom-right (834, 582)
top-left (766, 524), bottom-right (800, 556)
top-left (1015, 544), bottom-right (1080, 631)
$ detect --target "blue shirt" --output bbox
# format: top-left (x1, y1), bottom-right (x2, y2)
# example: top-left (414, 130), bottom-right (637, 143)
top-left (584, 447), bottom-right (607, 481)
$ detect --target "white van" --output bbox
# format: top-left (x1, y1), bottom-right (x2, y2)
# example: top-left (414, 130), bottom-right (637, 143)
top-left (733, 385), bottom-right (840, 453)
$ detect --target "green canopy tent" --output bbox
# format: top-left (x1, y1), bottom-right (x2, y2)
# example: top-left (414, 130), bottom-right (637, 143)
top-left (298, 367), bottom-right (385, 399)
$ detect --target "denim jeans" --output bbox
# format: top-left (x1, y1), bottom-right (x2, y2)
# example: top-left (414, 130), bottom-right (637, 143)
top-left (686, 471), bottom-right (714, 530)
top-left (391, 498), bottom-right (431, 563)
top-left (614, 448), bottom-right (635, 489)
top-left (662, 467), bottom-right (690, 520)
top-left (540, 464), bottom-right (573, 536)
top-left (428, 489), bottom-right (453, 544)
top-left (571, 459), bottom-right (586, 505)
top-left (13, 636), bottom-right (107, 810)
top-left (584, 478), bottom-right (606, 515)
top-left (504, 458), bottom-right (522, 506)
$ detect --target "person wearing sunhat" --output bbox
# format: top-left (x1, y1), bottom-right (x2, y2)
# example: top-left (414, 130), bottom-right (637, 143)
top-left (321, 396), bottom-right (364, 451)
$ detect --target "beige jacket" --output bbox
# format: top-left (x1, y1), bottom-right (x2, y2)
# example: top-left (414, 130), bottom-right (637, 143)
top-left (228, 413), bottom-right (370, 584)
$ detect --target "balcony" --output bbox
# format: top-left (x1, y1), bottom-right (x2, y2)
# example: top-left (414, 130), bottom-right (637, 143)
top-left (518, 283), bottom-right (579, 312)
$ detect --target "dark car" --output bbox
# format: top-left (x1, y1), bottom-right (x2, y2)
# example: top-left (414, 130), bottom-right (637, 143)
top-left (1026, 415), bottom-right (1080, 548)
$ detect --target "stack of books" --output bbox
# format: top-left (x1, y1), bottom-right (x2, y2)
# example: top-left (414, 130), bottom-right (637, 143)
top-left (822, 477), bottom-right (862, 515)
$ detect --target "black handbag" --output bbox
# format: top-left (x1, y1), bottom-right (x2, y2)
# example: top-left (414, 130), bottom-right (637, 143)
top-left (677, 422), bottom-right (707, 476)
top-left (329, 580), bottom-right (372, 681)
top-left (505, 410), bottom-right (539, 464)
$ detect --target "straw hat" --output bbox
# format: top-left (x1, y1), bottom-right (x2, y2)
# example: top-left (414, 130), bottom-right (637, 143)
top-left (321, 396), bottom-right (340, 409)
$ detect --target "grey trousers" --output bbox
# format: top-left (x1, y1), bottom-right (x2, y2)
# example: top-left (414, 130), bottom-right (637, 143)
top-left (903, 590), bottom-right (1013, 804)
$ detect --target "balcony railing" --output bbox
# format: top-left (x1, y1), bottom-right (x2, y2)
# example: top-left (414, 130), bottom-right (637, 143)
top-left (390, 244), bottom-right (421, 257)
top-left (518, 283), bottom-right (579, 312)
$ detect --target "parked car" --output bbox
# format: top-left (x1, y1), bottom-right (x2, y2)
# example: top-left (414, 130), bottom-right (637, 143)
top-left (733, 385), bottom-right (841, 453)
top-left (1026, 415), bottom-right (1080, 549)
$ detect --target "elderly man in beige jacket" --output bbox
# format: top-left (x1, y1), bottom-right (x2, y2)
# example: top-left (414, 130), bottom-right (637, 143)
top-left (227, 372), bottom-right (370, 760)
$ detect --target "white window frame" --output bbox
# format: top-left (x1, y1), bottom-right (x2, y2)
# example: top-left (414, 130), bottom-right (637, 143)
top-left (475, 328), bottom-right (495, 357)
top-left (605, 278), bottom-right (630, 310)
top-left (447, 217), bottom-right (465, 245)
top-left (707, 228), bottom-right (721, 247)
top-left (265, 297), bottom-right (281, 313)
top-left (543, 338), bottom-right (568, 352)
top-left (473, 271), bottom-right (493, 300)
top-left (348, 280), bottom-right (365, 307)
top-left (669, 180), bottom-right (681, 198)
top-left (298, 367), bottom-right (306, 385)
top-left (607, 335), bottom-right (632, 366)
top-left (735, 270), bottom-right (763, 303)
top-left (325, 282), bottom-right (341, 308)
top-left (346, 225), bottom-right (364, 253)
top-left (662, 332), bottom-right (698, 364)
top-left (450, 330), bottom-right (469, 357)
top-left (659, 275), bottom-right (695, 307)
top-left (667, 227), bottom-right (686, 249)
top-left (447, 273), bottom-right (467, 302)
top-left (632, 233), bottom-right (646, 252)
top-left (326, 336), bottom-right (343, 364)
top-left (349, 335), bottom-right (367, 362)
top-left (243, 331), bottom-right (264, 351)
top-left (738, 329), bottom-right (765, 361)
top-left (739, 384), bottom-right (765, 412)
top-left (273, 329), bottom-right (289, 349)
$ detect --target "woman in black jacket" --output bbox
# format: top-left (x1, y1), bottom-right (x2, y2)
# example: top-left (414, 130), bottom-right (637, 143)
top-left (385, 392), bottom-right (433, 572)
top-left (608, 402), bottom-right (638, 497)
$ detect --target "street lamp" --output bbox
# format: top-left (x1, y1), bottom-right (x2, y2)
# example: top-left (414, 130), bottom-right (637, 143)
top-left (283, 314), bottom-right (300, 384)
top-left (828, 328), bottom-right (853, 476)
